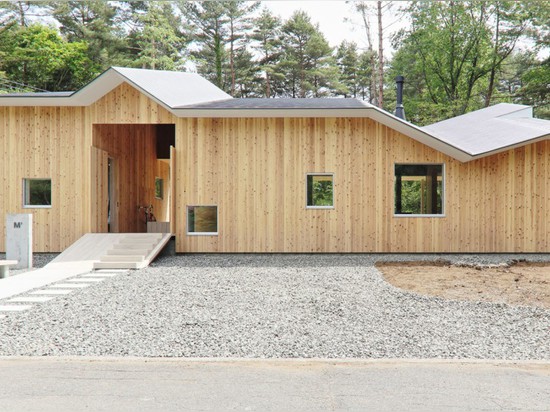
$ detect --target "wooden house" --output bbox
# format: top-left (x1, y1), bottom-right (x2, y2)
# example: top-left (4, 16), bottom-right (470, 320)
top-left (1, 67), bottom-right (549, 254)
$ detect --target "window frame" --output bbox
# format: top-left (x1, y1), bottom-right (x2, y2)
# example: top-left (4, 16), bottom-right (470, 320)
top-left (186, 205), bottom-right (219, 236)
top-left (305, 173), bottom-right (335, 209)
top-left (154, 177), bottom-right (163, 200)
top-left (393, 163), bottom-right (445, 218)
top-left (22, 178), bottom-right (52, 209)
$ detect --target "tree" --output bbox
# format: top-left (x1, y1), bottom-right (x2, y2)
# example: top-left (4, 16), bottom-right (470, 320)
top-left (232, 47), bottom-right (262, 97)
top-left (0, 24), bottom-right (96, 91)
top-left (351, 1), bottom-right (392, 106)
top-left (390, 1), bottom-right (530, 124)
top-left (277, 11), bottom-right (340, 97)
top-left (251, 8), bottom-right (282, 97)
top-left (225, 1), bottom-right (260, 95)
top-left (0, 1), bottom-right (44, 27)
top-left (336, 41), bottom-right (360, 97)
top-left (130, 2), bottom-right (186, 70)
top-left (180, 1), bottom-right (229, 90)
top-left (49, 0), bottom-right (125, 69)
top-left (515, 1), bottom-right (550, 118)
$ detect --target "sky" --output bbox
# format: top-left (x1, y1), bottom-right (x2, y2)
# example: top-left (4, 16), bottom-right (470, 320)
top-left (260, 0), bottom-right (408, 56)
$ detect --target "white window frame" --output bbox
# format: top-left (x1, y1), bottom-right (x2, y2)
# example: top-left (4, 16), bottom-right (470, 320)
top-left (186, 205), bottom-right (218, 236)
top-left (306, 173), bottom-right (335, 209)
top-left (393, 163), bottom-right (445, 218)
top-left (22, 178), bottom-right (52, 209)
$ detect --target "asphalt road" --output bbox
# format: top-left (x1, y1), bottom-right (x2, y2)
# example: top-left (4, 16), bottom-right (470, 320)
top-left (0, 358), bottom-right (548, 412)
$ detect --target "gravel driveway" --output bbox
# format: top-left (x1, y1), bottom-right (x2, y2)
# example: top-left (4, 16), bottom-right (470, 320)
top-left (0, 254), bottom-right (549, 359)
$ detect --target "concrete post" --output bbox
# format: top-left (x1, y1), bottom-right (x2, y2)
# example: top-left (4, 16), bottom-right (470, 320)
top-left (6, 214), bottom-right (33, 269)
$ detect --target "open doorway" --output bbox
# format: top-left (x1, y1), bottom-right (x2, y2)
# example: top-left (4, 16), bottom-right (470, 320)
top-left (91, 124), bottom-right (175, 233)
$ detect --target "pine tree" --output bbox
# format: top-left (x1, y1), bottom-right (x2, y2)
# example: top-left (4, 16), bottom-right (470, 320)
top-left (225, 1), bottom-right (260, 95)
top-left (251, 8), bottom-right (282, 97)
top-left (49, 0), bottom-right (124, 69)
top-left (180, 1), bottom-right (229, 90)
top-left (277, 11), bottom-right (340, 98)
top-left (130, 2), bottom-right (186, 70)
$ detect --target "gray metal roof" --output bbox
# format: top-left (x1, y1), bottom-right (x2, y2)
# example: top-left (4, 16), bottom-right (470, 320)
top-left (0, 67), bottom-right (231, 108)
top-left (177, 98), bottom-right (368, 110)
top-left (422, 104), bottom-right (550, 156)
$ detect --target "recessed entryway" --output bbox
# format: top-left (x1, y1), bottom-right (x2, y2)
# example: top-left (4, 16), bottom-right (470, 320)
top-left (92, 124), bottom-right (175, 234)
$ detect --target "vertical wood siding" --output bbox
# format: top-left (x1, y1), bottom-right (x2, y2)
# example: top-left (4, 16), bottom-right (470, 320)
top-left (0, 83), bottom-right (548, 252)
top-left (175, 117), bottom-right (549, 253)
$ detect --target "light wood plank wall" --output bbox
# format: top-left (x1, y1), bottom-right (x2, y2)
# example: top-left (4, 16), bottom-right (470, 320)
top-left (0, 83), bottom-right (175, 251)
top-left (176, 117), bottom-right (549, 253)
top-left (0, 106), bottom-right (89, 252)
top-left (1, 82), bottom-right (548, 252)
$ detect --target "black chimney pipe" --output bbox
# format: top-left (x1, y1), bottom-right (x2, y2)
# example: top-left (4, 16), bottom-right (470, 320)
top-left (395, 76), bottom-right (406, 121)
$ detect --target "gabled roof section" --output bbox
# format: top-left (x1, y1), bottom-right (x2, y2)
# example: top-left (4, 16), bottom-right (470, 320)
top-left (0, 67), bottom-right (231, 109)
top-left (422, 103), bottom-right (550, 157)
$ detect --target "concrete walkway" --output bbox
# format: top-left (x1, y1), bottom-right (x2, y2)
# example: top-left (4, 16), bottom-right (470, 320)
top-left (0, 358), bottom-right (548, 412)
top-left (0, 262), bottom-right (95, 301)
top-left (0, 234), bottom-right (139, 300)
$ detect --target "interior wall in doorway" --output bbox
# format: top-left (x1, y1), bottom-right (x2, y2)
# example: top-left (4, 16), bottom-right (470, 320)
top-left (92, 124), bottom-right (171, 233)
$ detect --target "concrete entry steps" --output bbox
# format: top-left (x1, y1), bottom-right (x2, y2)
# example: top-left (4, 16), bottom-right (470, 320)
top-left (93, 233), bottom-right (171, 270)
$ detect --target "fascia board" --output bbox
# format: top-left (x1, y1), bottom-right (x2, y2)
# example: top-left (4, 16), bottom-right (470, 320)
top-left (467, 134), bottom-right (550, 160)
top-left (0, 69), bottom-right (125, 107)
top-left (0, 96), bottom-right (75, 106)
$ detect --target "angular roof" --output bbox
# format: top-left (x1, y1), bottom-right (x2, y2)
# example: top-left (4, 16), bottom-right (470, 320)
top-left (0, 67), bottom-right (548, 162)
top-left (0, 67), bottom-right (231, 109)
top-left (422, 104), bottom-right (550, 157)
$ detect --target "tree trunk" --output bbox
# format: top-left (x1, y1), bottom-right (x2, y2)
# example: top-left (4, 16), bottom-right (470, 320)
top-left (230, 19), bottom-right (235, 96)
top-left (358, 2), bottom-right (377, 105)
top-left (377, 1), bottom-right (384, 109)
top-left (485, 4), bottom-right (500, 107)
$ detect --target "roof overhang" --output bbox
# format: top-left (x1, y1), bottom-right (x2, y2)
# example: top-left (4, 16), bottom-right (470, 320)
top-left (0, 67), bottom-right (231, 111)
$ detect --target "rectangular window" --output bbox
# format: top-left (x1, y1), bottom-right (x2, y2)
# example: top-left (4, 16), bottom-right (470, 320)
top-left (395, 164), bottom-right (444, 216)
top-left (23, 178), bottom-right (52, 208)
top-left (306, 174), bottom-right (334, 208)
top-left (155, 177), bottom-right (163, 199)
top-left (187, 205), bottom-right (218, 235)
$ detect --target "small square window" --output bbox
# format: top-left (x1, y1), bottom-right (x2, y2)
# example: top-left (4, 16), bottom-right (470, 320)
top-left (394, 164), bottom-right (444, 216)
top-left (306, 174), bottom-right (334, 208)
top-left (187, 205), bottom-right (218, 235)
top-left (155, 177), bottom-right (163, 199)
top-left (23, 178), bottom-right (52, 208)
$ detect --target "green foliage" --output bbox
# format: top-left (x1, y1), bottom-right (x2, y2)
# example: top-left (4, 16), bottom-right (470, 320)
top-left (131, 2), bottom-right (186, 70)
top-left (276, 11), bottom-right (341, 98)
top-left (49, 1), bottom-right (126, 68)
top-left (308, 176), bottom-right (333, 207)
top-left (389, 0), bottom-right (532, 125)
top-left (0, 23), bottom-right (97, 91)
top-left (312, 180), bottom-right (333, 206)
top-left (518, 59), bottom-right (550, 118)
top-left (26, 179), bottom-right (51, 206)
top-left (251, 8), bottom-right (282, 97)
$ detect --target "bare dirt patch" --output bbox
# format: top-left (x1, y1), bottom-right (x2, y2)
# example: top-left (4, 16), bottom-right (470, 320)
top-left (377, 261), bottom-right (550, 309)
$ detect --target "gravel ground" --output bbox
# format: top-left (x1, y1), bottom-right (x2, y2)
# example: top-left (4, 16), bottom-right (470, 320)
top-left (0, 254), bottom-right (549, 359)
